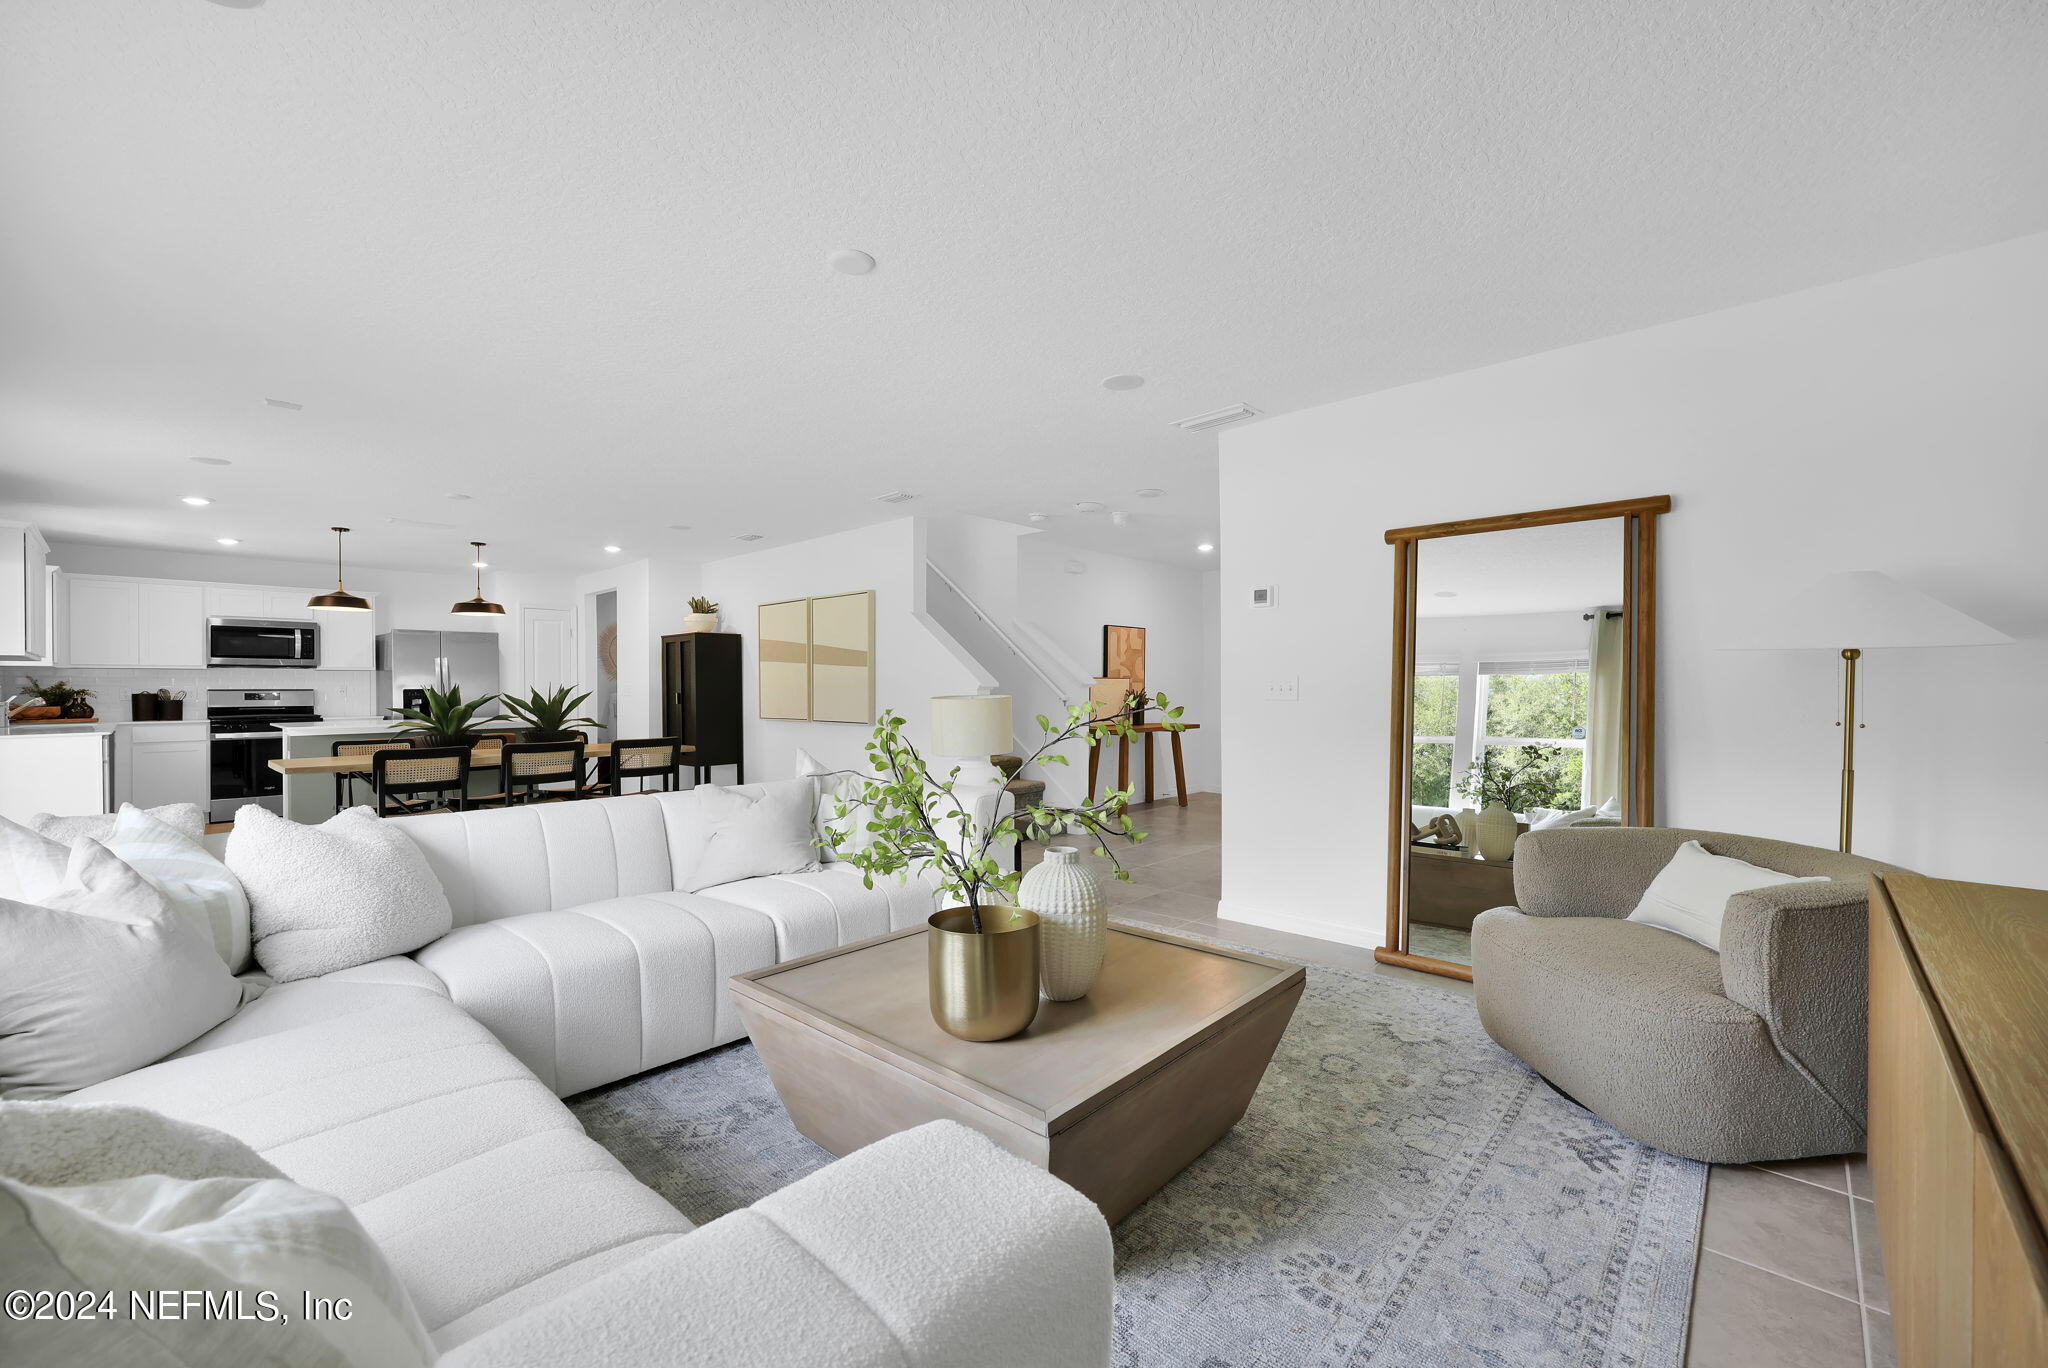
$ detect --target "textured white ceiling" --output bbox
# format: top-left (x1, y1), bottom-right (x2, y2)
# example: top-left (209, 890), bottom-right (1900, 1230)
top-left (2, 1), bottom-right (2043, 576)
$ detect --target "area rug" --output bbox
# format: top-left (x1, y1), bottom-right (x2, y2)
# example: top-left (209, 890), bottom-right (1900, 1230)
top-left (570, 948), bottom-right (1704, 1367)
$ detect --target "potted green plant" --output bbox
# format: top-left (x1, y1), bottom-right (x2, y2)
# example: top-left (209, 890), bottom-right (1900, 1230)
top-left (391, 685), bottom-right (503, 748)
top-left (499, 685), bottom-right (603, 741)
top-left (21, 677), bottom-right (97, 719)
top-left (827, 692), bottom-right (1183, 1041)
top-left (1456, 745), bottom-right (1573, 861)
top-left (683, 596), bottom-right (720, 633)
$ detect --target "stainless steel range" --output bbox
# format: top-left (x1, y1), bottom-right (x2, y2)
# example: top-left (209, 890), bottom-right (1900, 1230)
top-left (207, 688), bottom-right (320, 823)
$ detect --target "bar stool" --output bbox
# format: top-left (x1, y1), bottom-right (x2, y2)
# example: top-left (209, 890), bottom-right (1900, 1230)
top-left (587, 738), bottom-right (684, 797)
top-left (371, 746), bottom-right (472, 817)
top-left (475, 741), bottom-right (587, 807)
top-left (333, 739), bottom-right (413, 810)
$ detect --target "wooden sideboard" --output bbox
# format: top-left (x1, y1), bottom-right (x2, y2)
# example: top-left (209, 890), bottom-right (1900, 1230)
top-left (1869, 873), bottom-right (2048, 1366)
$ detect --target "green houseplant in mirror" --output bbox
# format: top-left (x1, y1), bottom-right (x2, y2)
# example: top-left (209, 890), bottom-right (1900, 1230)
top-left (826, 691), bottom-right (1184, 1041)
top-left (391, 685), bottom-right (503, 748)
top-left (1456, 744), bottom-right (1575, 861)
top-left (499, 685), bottom-right (602, 742)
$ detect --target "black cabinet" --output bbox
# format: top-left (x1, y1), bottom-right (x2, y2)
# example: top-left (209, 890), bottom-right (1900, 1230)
top-left (661, 631), bottom-right (743, 784)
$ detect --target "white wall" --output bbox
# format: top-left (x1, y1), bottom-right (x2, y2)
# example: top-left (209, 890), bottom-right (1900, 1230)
top-left (41, 540), bottom-right (578, 710)
top-left (1219, 233), bottom-right (2048, 945)
top-left (574, 556), bottom-right (700, 736)
top-left (1015, 536), bottom-right (1221, 794)
top-left (701, 518), bottom-right (981, 778)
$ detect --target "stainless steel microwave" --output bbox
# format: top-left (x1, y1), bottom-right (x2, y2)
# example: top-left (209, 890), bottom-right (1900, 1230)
top-left (207, 618), bottom-right (320, 668)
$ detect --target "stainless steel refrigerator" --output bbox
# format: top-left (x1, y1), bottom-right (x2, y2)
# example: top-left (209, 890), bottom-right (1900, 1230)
top-left (376, 630), bottom-right (502, 715)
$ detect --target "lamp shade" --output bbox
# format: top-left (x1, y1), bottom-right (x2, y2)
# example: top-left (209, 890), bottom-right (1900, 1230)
top-left (930, 694), bottom-right (1012, 757)
top-left (1729, 570), bottom-right (2012, 651)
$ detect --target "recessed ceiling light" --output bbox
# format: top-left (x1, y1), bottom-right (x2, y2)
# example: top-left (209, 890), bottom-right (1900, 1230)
top-left (181, 496), bottom-right (212, 507)
top-left (446, 493), bottom-right (473, 501)
top-left (1101, 374), bottom-right (1145, 391)
top-left (215, 538), bottom-right (241, 546)
top-left (1026, 512), bottom-right (1049, 523)
top-left (602, 545), bottom-right (622, 554)
top-left (1434, 591), bottom-right (1458, 598)
top-left (262, 397), bottom-right (302, 410)
top-left (1135, 488), bottom-right (1165, 498)
top-left (828, 248), bottom-right (876, 276)
top-left (1073, 500), bottom-right (1105, 514)
top-left (1197, 543), bottom-right (1215, 553)
top-left (190, 456), bottom-right (232, 466)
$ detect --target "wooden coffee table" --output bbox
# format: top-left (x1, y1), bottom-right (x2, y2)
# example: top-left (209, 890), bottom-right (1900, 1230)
top-left (730, 922), bottom-right (1304, 1222)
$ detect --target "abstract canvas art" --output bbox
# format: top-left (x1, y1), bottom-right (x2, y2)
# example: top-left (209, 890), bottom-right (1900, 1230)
top-left (756, 591), bottom-right (874, 724)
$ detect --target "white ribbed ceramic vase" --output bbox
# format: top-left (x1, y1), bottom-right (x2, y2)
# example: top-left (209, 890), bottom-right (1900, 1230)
top-left (1474, 801), bottom-right (1518, 861)
top-left (1017, 846), bottom-right (1106, 1001)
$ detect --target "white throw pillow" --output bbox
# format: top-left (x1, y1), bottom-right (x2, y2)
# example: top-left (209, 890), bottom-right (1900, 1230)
top-left (0, 841), bottom-right (242, 1098)
top-left (0, 809), bottom-right (249, 969)
top-left (1626, 839), bottom-right (1831, 950)
top-left (1596, 794), bottom-right (1624, 820)
top-left (30, 801), bottom-right (205, 844)
top-left (1, 1101), bottom-right (435, 1368)
top-left (676, 779), bottom-right (823, 893)
top-left (227, 805), bottom-right (453, 983)
top-left (796, 747), bottom-right (874, 863)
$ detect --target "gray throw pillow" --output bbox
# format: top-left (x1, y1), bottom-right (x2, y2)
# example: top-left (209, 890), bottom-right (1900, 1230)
top-left (227, 805), bottom-right (454, 983)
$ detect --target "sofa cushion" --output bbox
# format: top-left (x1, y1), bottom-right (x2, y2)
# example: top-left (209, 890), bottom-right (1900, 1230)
top-left (702, 865), bottom-right (940, 960)
top-left (230, 805), bottom-right (453, 981)
top-left (0, 840), bottom-right (243, 1099)
top-left (67, 990), bottom-right (692, 1346)
top-left (172, 956), bottom-right (451, 1058)
top-left (393, 795), bottom-right (676, 927)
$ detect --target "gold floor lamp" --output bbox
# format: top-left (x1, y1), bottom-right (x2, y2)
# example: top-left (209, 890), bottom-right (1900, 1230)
top-left (1735, 571), bottom-right (2010, 853)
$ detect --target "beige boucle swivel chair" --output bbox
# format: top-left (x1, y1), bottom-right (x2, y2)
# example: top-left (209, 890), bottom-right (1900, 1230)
top-left (1471, 827), bottom-right (1901, 1165)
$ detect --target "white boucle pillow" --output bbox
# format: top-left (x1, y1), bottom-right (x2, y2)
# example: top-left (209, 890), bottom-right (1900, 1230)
top-left (1626, 839), bottom-right (1831, 950)
top-left (677, 778), bottom-right (823, 893)
top-left (0, 841), bottom-right (242, 1098)
top-left (228, 805), bottom-right (453, 983)
top-left (1, 1101), bottom-right (435, 1368)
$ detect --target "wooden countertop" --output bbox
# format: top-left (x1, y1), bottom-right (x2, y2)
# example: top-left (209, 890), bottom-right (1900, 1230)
top-left (270, 740), bottom-right (694, 774)
top-left (1886, 871), bottom-right (2048, 1237)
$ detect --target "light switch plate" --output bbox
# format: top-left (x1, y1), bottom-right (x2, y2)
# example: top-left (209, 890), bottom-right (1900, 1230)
top-left (1266, 677), bottom-right (1299, 701)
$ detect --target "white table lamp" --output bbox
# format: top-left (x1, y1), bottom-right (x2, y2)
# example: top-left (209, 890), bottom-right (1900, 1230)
top-left (930, 694), bottom-right (1013, 760)
top-left (1729, 570), bottom-right (2010, 852)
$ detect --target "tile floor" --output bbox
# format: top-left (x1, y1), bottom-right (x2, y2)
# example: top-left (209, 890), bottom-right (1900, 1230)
top-left (1026, 794), bottom-right (1893, 1368)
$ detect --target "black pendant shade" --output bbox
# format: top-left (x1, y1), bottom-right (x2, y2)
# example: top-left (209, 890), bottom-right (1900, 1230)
top-left (451, 540), bottom-right (506, 616)
top-left (307, 526), bottom-right (373, 612)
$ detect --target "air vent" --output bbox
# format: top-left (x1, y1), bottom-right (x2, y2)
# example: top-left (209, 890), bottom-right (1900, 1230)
top-left (1172, 403), bottom-right (1261, 432)
top-left (262, 398), bottom-right (304, 411)
top-left (732, 533), bottom-right (764, 542)
top-left (872, 491), bottom-right (916, 504)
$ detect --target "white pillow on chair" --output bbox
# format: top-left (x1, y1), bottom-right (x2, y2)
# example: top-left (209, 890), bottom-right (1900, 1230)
top-left (1626, 840), bottom-right (1830, 950)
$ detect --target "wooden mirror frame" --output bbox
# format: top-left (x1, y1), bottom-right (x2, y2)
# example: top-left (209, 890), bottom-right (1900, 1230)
top-left (1376, 495), bottom-right (1672, 982)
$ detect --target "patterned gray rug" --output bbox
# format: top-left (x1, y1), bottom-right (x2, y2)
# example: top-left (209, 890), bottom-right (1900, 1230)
top-left (571, 951), bottom-right (1703, 1367)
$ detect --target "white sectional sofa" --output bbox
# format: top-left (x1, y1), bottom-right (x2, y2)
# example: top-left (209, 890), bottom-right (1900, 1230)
top-left (62, 788), bottom-right (1113, 1366)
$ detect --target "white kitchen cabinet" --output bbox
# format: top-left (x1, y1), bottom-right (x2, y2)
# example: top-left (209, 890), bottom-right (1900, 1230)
top-left (138, 583), bottom-right (206, 668)
top-left (313, 603), bottom-right (376, 669)
top-left (115, 723), bottom-right (210, 810)
top-left (204, 586), bottom-right (267, 619)
top-left (0, 522), bottom-right (50, 661)
top-left (64, 576), bottom-right (143, 667)
top-left (262, 590), bottom-right (315, 622)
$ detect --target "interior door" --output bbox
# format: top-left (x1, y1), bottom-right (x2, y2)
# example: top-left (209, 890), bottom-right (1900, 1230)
top-left (521, 607), bottom-right (574, 698)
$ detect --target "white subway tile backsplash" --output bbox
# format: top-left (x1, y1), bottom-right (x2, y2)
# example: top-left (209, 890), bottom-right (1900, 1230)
top-left (8, 668), bottom-right (375, 722)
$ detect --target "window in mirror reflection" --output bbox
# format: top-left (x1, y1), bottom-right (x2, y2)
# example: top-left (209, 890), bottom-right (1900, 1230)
top-left (1411, 669), bottom-right (1459, 806)
top-left (1478, 665), bottom-right (1588, 811)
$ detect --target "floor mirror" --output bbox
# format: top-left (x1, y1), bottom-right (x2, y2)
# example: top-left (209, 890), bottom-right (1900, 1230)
top-left (1377, 496), bottom-right (1671, 982)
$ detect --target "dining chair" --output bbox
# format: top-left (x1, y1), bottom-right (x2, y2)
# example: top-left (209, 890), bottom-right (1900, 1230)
top-left (371, 746), bottom-right (472, 817)
top-left (475, 741), bottom-right (588, 808)
top-left (588, 737), bottom-right (684, 797)
top-left (333, 739), bottom-right (414, 810)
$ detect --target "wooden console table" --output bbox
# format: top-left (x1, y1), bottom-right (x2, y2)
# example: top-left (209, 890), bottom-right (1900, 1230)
top-left (1869, 872), bottom-right (2048, 1365)
top-left (1085, 722), bottom-right (1200, 807)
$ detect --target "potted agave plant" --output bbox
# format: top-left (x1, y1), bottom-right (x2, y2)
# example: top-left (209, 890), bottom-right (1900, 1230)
top-left (391, 685), bottom-right (503, 748)
top-left (682, 596), bottom-right (721, 633)
top-left (828, 692), bottom-right (1183, 1041)
top-left (499, 685), bottom-right (603, 742)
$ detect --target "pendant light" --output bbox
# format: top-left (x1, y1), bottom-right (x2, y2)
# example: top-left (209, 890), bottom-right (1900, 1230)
top-left (450, 541), bottom-right (506, 616)
top-left (306, 527), bottom-right (373, 612)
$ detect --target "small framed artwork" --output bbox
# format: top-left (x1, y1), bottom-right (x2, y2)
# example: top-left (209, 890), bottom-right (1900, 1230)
top-left (757, 598), bottom-right (811, 720)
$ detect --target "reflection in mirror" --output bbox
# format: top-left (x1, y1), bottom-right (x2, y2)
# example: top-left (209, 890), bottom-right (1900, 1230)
top-left (1404, 518), bottom-right (1631, 970)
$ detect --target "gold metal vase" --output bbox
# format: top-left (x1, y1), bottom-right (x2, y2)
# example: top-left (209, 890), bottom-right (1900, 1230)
top-left (927, 906), bottom-right (1041, 1042)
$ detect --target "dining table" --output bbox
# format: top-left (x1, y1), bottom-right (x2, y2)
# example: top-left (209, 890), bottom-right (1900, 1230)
top-left (266, 740), bottom-right (694, 776)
